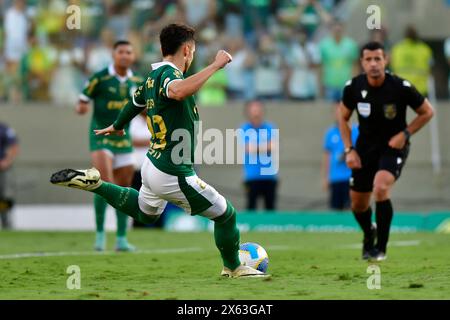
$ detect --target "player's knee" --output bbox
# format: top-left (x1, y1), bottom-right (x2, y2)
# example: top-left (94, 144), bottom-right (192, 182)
top-left (352, 202), bottom-right (370, 213)
top-left (373, 183), bottom-right (390, 200)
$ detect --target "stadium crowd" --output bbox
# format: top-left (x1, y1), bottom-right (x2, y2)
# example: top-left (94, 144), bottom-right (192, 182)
top-left (0, 0), bottom-right (353, 106)
top-left (1, 0), bottom-right (443, 107)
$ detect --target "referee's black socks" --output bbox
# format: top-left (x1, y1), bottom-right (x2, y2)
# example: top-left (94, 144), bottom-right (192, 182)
top-left (353, 207), bottom-right (373, 236)
top-left (375, 199), bottom-right (394, 253)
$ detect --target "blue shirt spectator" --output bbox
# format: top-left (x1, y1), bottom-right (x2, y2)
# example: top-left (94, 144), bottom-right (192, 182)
top-left (241, 121), bottom-right (277, 182)
top-left (240, 100), bottom-right (278, 210)
top-left (323, 123), bottom-right (358, 183)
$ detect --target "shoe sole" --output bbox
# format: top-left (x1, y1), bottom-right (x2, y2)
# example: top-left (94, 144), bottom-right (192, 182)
top-left (234, 274), bottom-right (271, 278)
top-left (220, 272), bottom-right (270, 278)
top-left (50, 169), bottom-right (84, 185)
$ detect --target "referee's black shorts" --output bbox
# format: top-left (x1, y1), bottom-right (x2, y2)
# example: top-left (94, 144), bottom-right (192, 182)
top-left (350, 142), bottom-right (410, 193)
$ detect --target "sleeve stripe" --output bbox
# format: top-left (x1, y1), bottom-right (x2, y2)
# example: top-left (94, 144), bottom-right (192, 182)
top-left (132, 94), bottom-right (146, 108)
top-left (166, 79), bottom-right (182, 98)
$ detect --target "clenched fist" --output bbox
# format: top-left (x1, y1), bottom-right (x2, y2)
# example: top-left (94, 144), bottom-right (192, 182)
top-left (213, 50), bottom-right (233, 69)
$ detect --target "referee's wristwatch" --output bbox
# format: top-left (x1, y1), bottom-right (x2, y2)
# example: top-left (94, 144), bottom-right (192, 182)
top-left (344, 146), bottom-right (354, 155)
top-left (403, 129), bottom-right (411, 141)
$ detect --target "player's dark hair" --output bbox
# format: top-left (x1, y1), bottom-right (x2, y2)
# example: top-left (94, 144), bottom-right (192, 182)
top-left (160, 24), bottom-right (195, 57)
top-left (113, 40), bottom-right (131, 50)
top-left (360, 41), bottom-right (385, 57)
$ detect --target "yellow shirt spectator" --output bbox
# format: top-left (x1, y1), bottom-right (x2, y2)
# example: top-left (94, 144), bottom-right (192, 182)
top-left (391, 38), bottom-right (432, 95)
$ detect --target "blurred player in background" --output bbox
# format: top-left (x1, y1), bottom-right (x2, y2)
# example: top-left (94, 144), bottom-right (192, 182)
top-left (76, 40), bottom-right (144, 251)
top-left (338, 42), bottom-right (434, 261)
top-left (52, 23), bottom-right (268, 278)
top-left (0, 122), bottom-right (19, 229)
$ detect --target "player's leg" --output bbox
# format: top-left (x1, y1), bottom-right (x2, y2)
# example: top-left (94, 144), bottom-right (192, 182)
top-left (262, 180), bottom-right (277, 211)
top-left (112, 154), bottom-right (136, 251)
top-left (91, 150), bottom-right (114, 251)
top-left (50, 167), bottom-right (161, 226)
top-left (372, 170), bottom-right (396, 259)
top-left (372, 146), bottom-right (410, 261)
top-left (245, 181), bottom-right (258, 210)
top-left (172, 174), bottom-right (267, 277)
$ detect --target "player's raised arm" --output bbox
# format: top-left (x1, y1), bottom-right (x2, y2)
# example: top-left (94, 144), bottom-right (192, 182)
top-left (95, 84), bottom-right (146, 136)
top-left (167, 50), bottom-right (232, 101)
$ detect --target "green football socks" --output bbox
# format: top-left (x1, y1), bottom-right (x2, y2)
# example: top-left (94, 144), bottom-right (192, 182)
top-left (91, 182), bottom-right (159, 225)
top-left (213, 200), bottom-right (241, 270)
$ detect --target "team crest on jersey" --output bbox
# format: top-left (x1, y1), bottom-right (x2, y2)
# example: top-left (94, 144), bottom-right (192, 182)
top-left (119, 83), bottom-right (127, 97)
top-left (383, 104), bottom-right (397, 120)
top-left (357, 102), bottom-right (371, 118)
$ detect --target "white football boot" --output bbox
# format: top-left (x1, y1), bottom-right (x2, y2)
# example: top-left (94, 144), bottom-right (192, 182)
top-left (221, 265), bottom-right (270, 278)
top-left (50, 168), bottom-right (102, 191)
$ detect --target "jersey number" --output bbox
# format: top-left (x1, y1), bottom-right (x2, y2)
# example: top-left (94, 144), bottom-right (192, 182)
top-left (147, 115), bottom-right (167, 150)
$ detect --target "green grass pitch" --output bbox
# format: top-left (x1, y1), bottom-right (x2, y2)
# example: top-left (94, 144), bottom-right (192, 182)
top-left (0, 230), bottom-right (449, 300)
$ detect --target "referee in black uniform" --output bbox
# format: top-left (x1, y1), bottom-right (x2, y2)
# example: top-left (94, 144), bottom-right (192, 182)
top-left (338, 42), bottom-right (434, 261)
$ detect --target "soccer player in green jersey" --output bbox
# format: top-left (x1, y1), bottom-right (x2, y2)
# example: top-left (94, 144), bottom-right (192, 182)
top-left (51, 24), bottom-right (268, 278)
top-left (77, 40), bottom-right (144, 251)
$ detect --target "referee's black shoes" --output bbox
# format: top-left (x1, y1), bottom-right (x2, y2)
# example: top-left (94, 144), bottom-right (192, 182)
top-left (362, 223), bottom-right (377, 260)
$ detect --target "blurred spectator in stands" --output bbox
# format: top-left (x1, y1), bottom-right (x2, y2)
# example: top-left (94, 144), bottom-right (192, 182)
top-left (137, 27), bottom-right (161, 76)
top-left (142, 1), bottom-right (183, 36)
top-left (129, 110), bottom-right (170, 228)
top-left (20, 32), bottom-right (57, 101)
top-left (278, 0), bottom-right (332, 40)
top-left (391, 25), bottom-right (433, 96)
top-left (321, 106), bottom-right (358, 211)
top-left (180, 0), bottom-right (217, 30)
top-left (319, 19), bottom-right (358, 104)
top-left (35, 0), bottom-right (66, 41)
top-left (255, 33), bottom-right (284, 100)
top-left (104, 0), bottom-right (131, 40)
top-left (284, 27), bottom-right (320, 100)
top-left (240, 100), bottom-right (278, 211)
top-left (4, 0), bottom-right (29, 103)
top-left (0, 122), bottom-right (19, 230)
top-left (241, 0), bottom-right (275, 48)
top-left (223, 36), bottom-right (257, 101)
top-left (369, 26), bottom-right (390, 53)
top-left (85, 28), bottom-right (114, 74)
top-left (197, 28), bottom-right (228, 107)
top-left (218, 0), bottom-right (243, 37)
top-left (444, 37), bottom-right (450, 97)
top-left (49, 34), bottom-right (85, 106)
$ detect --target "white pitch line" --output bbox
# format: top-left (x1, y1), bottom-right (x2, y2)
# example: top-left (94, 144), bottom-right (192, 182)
top-left (0, 247), bottom-right (202, 260)
top-left (339, 240), bottom-right (421, 249)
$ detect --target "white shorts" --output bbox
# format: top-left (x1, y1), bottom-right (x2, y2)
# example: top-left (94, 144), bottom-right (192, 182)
top-left (101, 149), bottom-right (135, 170)
top-left (138, 157), bottom-right (227, 220)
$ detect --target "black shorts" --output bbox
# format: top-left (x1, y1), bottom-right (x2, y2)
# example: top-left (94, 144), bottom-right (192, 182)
top-left (350, 142), bottom-right (410, 193)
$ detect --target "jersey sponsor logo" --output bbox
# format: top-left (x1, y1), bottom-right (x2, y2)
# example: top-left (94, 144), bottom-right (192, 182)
top-left (383, 104), bottom-right (397, 120)
top-left (361, 90), bottom-right (368, 98)
top-left (107, 100), bottom-right (128, 110)
top-left (108, 87), bottom-right (117, 93)
top-left (357, 102), bottom-right (371, 118)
